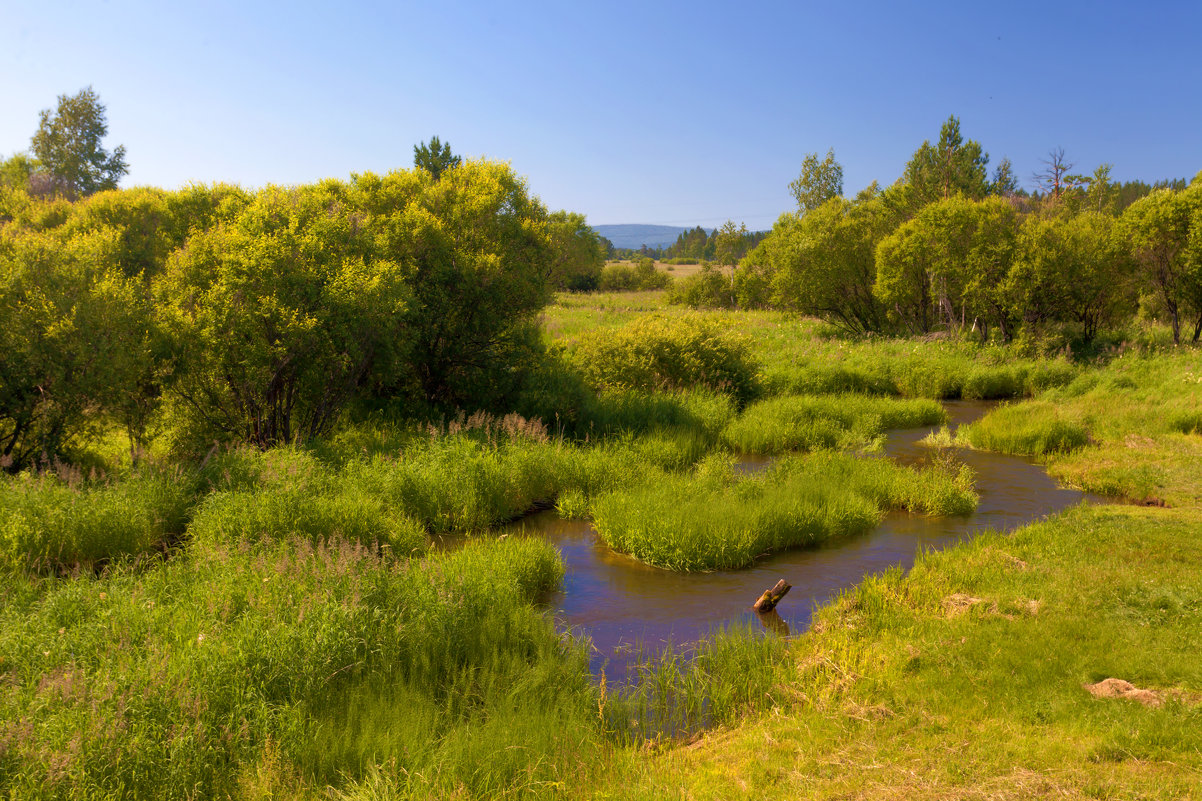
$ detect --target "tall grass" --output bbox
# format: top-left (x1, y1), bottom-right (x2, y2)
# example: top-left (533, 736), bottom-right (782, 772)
top-left (0, 468), bottom-right (193, 571)
top-left (958, 400), bottom-right (1090, 456)
top-left (722, 394), bottom-right (945, 454)
top-left (591, 452), bottom-right (977, 571)
top-left (0, 535), bottom-right (582, 799)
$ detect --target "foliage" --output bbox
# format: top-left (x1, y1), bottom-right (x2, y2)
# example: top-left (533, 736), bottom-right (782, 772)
top-left (411, 135), bottom-right (460, 179)
top-left (570, 314), bottom-right (760, 403)
top-left (0, 226), bottom-right (151, 469)
top-left (1120, 184), bottom-right (1202, 343)
top-left (789, 148), bottom-right (844, 214)
top-left (762, 197), bottom-right (897, 334)
top-left (547, 210), bottom-right (606, 291)
top-left (899, 115), bottom-right (989, 210)
top-left (159, 180), bottom-right (409, 449)
top-left (666, 264), bottom-right (735, 309)
top-left (597, 257), bottom-right (671, 291)
top-left (29, 86), bottom-right (128, 198)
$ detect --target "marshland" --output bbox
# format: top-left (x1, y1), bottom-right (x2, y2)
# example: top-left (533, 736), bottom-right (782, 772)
top-left (4, 117), bottom-right (1202, 799)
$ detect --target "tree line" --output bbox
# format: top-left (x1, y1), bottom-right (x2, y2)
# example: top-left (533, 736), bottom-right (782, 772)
top-left (1, 89), bottom-right (609, 470)
top-left (676, 116), bottom-right (1202, 349)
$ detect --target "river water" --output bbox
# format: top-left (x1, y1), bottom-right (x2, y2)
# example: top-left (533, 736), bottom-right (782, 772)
top-left (504, 401), bottom-right (1100, 677)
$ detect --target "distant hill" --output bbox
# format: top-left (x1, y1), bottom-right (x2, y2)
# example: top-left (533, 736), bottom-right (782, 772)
top-left (594, 224), bottom-right (690, 250)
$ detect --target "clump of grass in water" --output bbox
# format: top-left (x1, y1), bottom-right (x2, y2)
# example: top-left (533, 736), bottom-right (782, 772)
top-left (958, 400), bottom-right (1089, 456)
top-left (722, 394), bottom-right (945, 455)
top-left (591, 452), bottom-right (977, 571)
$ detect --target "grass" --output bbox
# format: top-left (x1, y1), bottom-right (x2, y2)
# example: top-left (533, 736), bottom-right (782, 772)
top-left (722, 394), bottom-right (945, 454)
top-left (591, 452), bottom-right (977, 571)
top-left (0, 467), bottom-right (193, 571)
top-left (0, 535), bottom-right (578, 799)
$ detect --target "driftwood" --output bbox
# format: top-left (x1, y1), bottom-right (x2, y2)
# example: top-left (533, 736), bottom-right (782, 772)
top-left (753, 579), bottom-right (791, 613)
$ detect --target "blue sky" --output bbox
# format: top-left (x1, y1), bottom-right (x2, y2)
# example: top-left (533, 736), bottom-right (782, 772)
top-left (3, 0), bottom-right (1200, 230)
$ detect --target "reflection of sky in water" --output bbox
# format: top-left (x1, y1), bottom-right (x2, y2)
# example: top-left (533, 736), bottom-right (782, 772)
top-left (505, 401), bottom-right (1102, 679)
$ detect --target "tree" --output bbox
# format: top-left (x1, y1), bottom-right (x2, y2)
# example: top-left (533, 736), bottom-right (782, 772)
top-left (547, 210), bottom-right (605, 291)
top-left (902, 116), bottom-right (989, 209)
top-left (413, 135), bottom-right (461, 179)
top-left (764, 197), bottom-right (897, 334)
top-left (1033, 147), bottom-right (1081, 203)
top-left (1121, 186), bottom-right (1202, 344)
top-left (789, 149), bottom-right (844, 214)
top-left (1008, 212), bottom-right (1134, 344)
top-left (991, 157), bottom-right (1019, 197)
top-left (30, 87), bottom-right (128, 198)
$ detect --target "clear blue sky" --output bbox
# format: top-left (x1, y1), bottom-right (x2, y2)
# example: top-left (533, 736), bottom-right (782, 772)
top-left (4, 0), bottom-right (1200, 230)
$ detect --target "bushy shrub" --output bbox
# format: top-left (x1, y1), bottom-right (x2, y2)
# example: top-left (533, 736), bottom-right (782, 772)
top-left (571, 315), bottom-right (760, 404)
top-left (597, 257), bottom-right (671, 291)
top-left (666, 266), bottom-right (735, 309)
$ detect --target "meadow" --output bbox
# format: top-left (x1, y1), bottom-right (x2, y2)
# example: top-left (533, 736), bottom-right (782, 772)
top-left (2, 288), bottom-right (1201, 799)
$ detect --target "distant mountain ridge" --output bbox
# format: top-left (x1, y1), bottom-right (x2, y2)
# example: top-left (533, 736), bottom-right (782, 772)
top-left (594, 224), bottom-right (690, 250)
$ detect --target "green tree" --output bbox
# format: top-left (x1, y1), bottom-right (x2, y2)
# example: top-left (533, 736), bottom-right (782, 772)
top-left (1121, 186), bottom-right (1202, 344)
top-left (30, 87), bottom-right (128, 198)
top-left (547, 211), bottom-right (605, 291)
top-left (413, 135), bottom-right (461, 179)
top-left (875, 196), bottom-right (1018, 340)
top-left (789, 149), bottom-right (844, 214)
top-left (1008, 212), bottom-right (1133, 344)
top-left (902, 115), bottom-right (989, 209)
top-left (991, 157), bottom-right (1019, 197)
top-left (358, 160), bottom-right (554, 411)
top-left (763, 197), bottom-right (897, 334)
top-left (160, 180), bottom-right (410, 448)
top-left (0, 226), bottom-right (145, 469)
top-left (712, 220), bottom-right (749, 267)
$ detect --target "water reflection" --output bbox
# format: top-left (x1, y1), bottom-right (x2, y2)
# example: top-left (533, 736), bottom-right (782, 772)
top-left (508, 400), bottom-right (1102, 678)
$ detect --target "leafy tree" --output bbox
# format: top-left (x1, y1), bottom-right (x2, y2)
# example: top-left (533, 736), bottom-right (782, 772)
top-left (763, 197), bottom-right (897, 334)
top-left (1121, 185), bottom-right (1202, 344)
top-left (789, 149), bottom-right (844, 214)
top-left (991, 157), bottom-right (1019, 197)
top-left (712, 220), bottom-right (749, 267)
top-left (875, 196), bottom-right (1019, 340)
top-left (358, 160), bottom-right (554, 412)
top-left (1008, 212), bottom-right (1133, 344)
top-left (902, 116), bottom-right (989, 209)
top-left (413, 135), bottom-right (461, 179)
top-left (30, 87), bottom-right (128, 198)
top-left (160, 180), bottom-right (410, 448)
top-left (547, 211), bottom-right (605, 291)
top-left (0, 226), bottom-right (145, 469)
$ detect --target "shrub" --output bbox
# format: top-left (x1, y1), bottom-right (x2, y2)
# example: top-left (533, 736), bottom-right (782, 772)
top-left (571, 315), bottom-right (760, 404)
top-left (666, 266), bottom-right (735, 309)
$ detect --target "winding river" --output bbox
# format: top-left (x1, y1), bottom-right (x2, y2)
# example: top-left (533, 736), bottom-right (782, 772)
top-left (504, 401), bottom-right (1101, 677)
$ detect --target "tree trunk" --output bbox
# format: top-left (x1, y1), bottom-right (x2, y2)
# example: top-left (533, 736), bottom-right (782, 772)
top-left (753, 579), bottom-right (792, 613)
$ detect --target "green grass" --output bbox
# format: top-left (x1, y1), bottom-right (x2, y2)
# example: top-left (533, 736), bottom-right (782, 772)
top-left (0, 535), bottom-right (577, 799)
top-left (591, 452), bottom-right (977, 571)
top-left (722, 394), bottom-right (945, 454)
top-left (958, 400), bottom-right (1090, 456)
top-left (0, 468), bottom-right (194, 571)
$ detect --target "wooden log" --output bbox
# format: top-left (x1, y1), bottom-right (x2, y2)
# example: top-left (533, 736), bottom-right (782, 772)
top-left (753, 579), bottom-right (791, 613)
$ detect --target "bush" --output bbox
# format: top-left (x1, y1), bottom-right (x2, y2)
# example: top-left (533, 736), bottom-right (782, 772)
top-left (666, 266), bottom-right (735, 309)
top-left (597, 258), bottom-right (671, 291)
top-left (571, 315), bottom-right (760, 404)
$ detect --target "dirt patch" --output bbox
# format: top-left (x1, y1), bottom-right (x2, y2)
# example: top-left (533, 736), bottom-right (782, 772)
top-left (943, 594), bottom-right (986, 616)
top-left (1084, 678), bottom-right (1163, 707)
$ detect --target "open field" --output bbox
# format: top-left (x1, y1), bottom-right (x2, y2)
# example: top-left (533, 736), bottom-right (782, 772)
top-left (2, 289), bottom-right (1201, 799)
